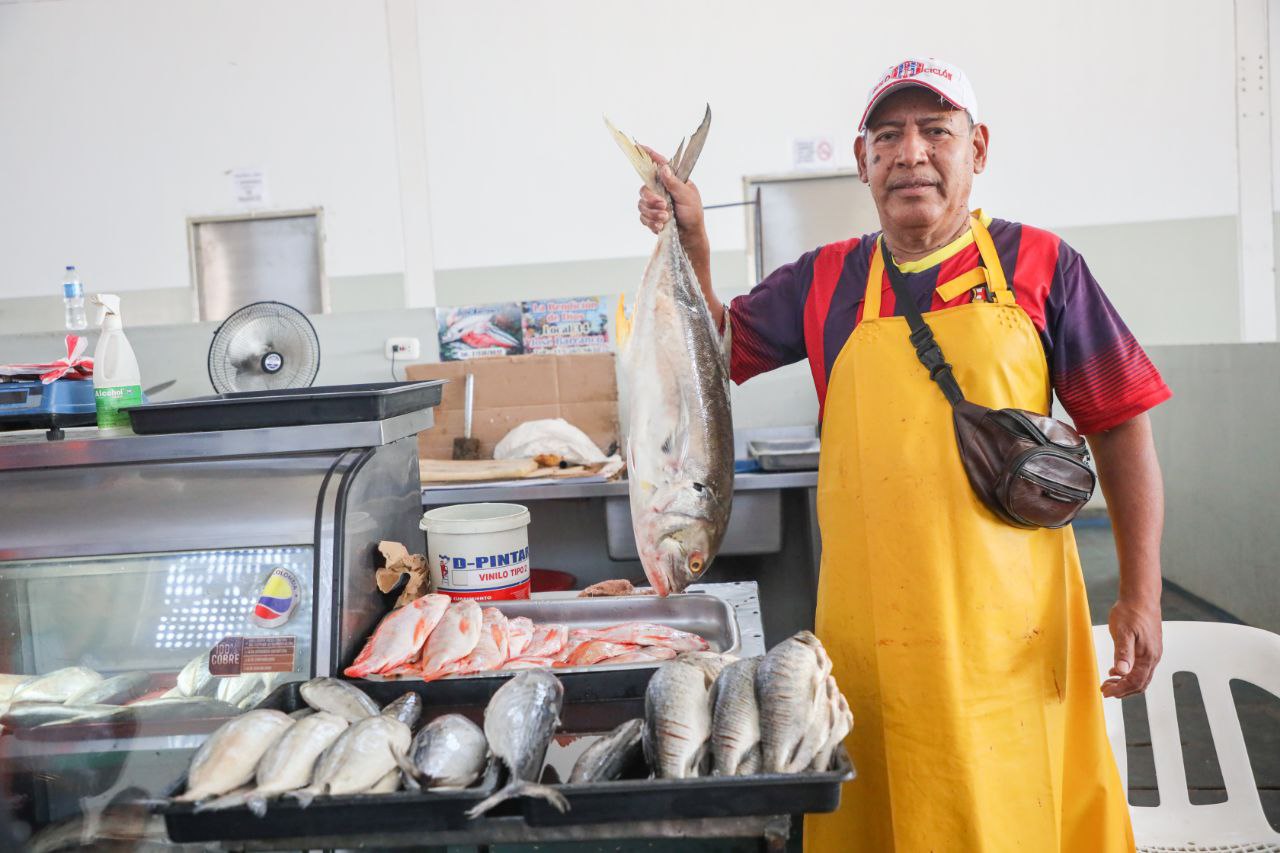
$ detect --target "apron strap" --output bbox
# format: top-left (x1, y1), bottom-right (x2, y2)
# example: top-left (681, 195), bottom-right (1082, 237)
top-left (970, 216), bottom-right (1015, 305)
top-left (865, 241), bottom-right (886, 320)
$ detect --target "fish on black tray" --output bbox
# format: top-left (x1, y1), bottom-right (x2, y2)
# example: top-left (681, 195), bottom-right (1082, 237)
top-left (466, 670), bottom-right (568, 817)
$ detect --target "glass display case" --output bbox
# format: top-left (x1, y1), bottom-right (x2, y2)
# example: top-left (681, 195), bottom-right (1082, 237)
top-left (0, 412), bottom-right (431, 848)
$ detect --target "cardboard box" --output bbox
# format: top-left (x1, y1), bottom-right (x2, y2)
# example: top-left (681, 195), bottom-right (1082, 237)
top-left (405, 353), bottom-right (620, 460)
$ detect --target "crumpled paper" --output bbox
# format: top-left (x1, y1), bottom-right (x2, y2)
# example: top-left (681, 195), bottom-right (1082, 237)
top-left (376, 540), bottom-right (433, 606)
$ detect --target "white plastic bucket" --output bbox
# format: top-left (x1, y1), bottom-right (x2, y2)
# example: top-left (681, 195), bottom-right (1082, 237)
top-left (420, 503), bottom-right (532, 601)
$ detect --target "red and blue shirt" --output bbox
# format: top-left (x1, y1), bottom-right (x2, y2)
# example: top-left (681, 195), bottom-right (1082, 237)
top-left (726, 214), bottom-right (1171, 434)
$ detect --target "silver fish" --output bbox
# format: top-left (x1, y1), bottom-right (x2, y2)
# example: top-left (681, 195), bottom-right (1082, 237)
top-left (90, 696), bottom-right (241, 725)
top-left (757, 631), bottom-right (831, 774)
top-left (608, 107), bottom-right (733, 596)
top-left (175, 709), bottom-right (294, 801)
top-left (381, 691), bottom-right (423, 729)
top-left (231, 711), bottom-right (349, 817)
top-left (569, 718), bottom-right (644, 783)
top-left (293, 715), bottom-right (411, 804)
top-left (466, 670), bottom-right (568, 817)
top-left (289, 708), bottom-right (316, 720)
top-left (174, 651), bottom-right (218, 698)
top-left (299, 677), bottom-right (380, 722)
top-left (3, 702), bottom-right (117, 728)
top-left (65, 671), bottom-right (152, 706)
top-left (394, 713), bottom-right (489, 790)
top-left (644, 660), bottom-right (713, 778)
top-left (13, 666), bottom-right (102, 702)
top-left (711, 657), bottom-right (761, 776)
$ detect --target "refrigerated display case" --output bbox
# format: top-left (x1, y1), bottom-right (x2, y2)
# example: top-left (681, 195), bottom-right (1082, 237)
top-left (0, 408), bottom-right (435, 847)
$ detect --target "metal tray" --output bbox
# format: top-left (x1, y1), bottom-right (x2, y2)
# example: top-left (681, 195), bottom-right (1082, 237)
top-left (126, 380), bottom-right (445, 434)
top-left (747, 438), bottom-right (821, 472)
top-left (523, 743), bottom-right (855, 826)
top-left (353, 589), bottom-right (743, 697)
top-left (160, 679), bottom-right (507, 844)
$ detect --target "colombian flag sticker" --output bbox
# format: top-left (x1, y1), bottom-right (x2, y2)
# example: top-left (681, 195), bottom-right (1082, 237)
top-left (251, 567), bottom-right (299, 628)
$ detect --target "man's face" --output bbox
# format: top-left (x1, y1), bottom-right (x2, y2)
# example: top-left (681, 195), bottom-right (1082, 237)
top-left (855, 87), bottom-right (988, 232)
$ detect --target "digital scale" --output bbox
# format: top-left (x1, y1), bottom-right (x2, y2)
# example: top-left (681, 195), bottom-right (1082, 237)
top-left (0, 379), bottom-right (97, 437)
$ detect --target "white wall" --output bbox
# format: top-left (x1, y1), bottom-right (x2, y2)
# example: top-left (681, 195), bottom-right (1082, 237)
top-left (420, 0), bottom-right (1239, 275)
top-left (0, 0), bottom-right (404, 299)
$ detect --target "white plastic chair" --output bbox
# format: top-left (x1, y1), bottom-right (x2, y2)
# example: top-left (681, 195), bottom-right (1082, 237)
top-left (1093, 621), bottom-right (1280, 852)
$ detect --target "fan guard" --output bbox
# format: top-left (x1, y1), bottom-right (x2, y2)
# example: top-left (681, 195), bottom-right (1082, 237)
top-left (207, 301), bottom-right (321, 394)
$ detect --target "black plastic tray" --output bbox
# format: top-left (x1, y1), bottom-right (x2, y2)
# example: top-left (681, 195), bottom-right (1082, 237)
top-left (160, 679), bottom-right (507, 844)
top-left (522, 747), bottom-right (855, 826)
top-left (126, 381), bottom-right (445, 434)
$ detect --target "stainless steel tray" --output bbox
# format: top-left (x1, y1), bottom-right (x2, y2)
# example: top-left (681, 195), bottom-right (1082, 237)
top-left (359, 582), bottom-right (763, 688)
top-left (747, 438), bottom-right (821, 472)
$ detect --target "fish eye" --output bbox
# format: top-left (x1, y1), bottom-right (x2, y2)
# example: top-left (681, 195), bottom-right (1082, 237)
top-left (692, 482), bottom-right (704, 492)
top-left (688, 553), bottom-right (705, 573)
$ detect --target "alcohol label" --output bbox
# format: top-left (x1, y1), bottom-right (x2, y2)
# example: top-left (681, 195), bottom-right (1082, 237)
top-left (208, 635), bottom-right (297, 676)
top-left (94, 385), bottom-right (143, 429)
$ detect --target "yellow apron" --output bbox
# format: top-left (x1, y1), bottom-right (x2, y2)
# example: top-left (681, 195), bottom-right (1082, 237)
top-left (804, 219), bottom-right (1134, 852)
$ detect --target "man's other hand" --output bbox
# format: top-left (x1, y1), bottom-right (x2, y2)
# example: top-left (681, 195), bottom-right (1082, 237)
top-left (1101, 598), bottom-right (1163, 698)
top-left (637, 145), bottom-right (705, 236)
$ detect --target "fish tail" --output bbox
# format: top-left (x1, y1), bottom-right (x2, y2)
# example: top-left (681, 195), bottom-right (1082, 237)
top-left (245, 794), bottom-right (269, 819)
top-left (604, 116), bottom-right (659, 192)
top-left (465, 780), bottom-right (569, 818)
top-left (391, 743), bottom-right (425, 787)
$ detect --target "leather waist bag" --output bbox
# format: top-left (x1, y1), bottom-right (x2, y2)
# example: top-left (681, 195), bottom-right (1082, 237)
top-left (883, 237), bottom-right (1096, 529)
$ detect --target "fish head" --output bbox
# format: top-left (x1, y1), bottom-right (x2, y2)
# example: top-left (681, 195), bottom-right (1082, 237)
top-left (640, 476), bottom-right (727, 595)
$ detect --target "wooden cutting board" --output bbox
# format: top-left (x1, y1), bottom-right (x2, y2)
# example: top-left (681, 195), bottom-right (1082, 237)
top-left (420, 457), bottom-right (540, 483)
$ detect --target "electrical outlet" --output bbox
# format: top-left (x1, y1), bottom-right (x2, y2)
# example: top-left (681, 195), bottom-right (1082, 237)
top-left (385, 337), bottom-right (420, 361)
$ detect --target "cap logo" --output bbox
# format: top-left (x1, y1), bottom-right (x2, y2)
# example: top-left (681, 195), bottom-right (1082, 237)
top-left (875, 60), bottom-right (955, 92)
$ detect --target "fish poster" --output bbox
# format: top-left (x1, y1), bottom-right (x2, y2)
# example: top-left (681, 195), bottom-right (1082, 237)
top-left (521, 297), bottom-right (610, 355)
top-left (437, 302), bottom-right (525, 361)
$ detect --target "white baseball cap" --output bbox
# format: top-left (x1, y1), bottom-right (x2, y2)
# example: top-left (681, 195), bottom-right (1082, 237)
top-left (858, 58), bottom-right (979, 132)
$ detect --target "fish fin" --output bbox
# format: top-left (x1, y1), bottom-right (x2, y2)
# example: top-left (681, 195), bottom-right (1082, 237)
top-left (193, 788), bottom-right (251, 813)
top-left (615, 293), bottom-right (633, 353)
top-left (391, 743), bottom-right (425, 786)
top-left (245, 794), bottom-right (269, 819)
top-left (672, 105), bottom-right (712, 183)
top-left (604, 116), bottom-right (659, 192)
top-left (287, 786), bottom-right (320, 809)
top-left (465, 780), bottom-right (569, 819)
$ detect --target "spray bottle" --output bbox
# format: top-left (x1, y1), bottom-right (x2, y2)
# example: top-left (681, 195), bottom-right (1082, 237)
top-left (91, 294), bottom-right (142, 432)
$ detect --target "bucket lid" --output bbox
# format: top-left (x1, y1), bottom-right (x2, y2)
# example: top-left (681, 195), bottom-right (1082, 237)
top-left (420, 502), bottom-right (531, 536)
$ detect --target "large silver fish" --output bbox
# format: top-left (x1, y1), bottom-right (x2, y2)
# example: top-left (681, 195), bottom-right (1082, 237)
top-left (299, 677), bottom-right (380, 722)
top-left (466, 670), bottom-right (568, 817)
top-left (65, 671), bottom-right (152, 706)
top-left (608, 107), bottom-right (734, 596)
top-left (198, 710), bottom-right (350, 817)
top-left (711, 657), bottom-right (761, 776)
top-left (292, 714), bottom-right (411, 805)
top-left (395, 713), bottom-right (489, 790)
top-left (757, 631), bottom-right (832, 774)
top-left (2, 701), bottom-right (117, 728)
top-left (12, 666), bottom-right (102, 702)
top-left (644, 659), bottom-right (714, 778)
top-left (569, 718), bottom-right (645, 783)
top-left (175, 709), bottom-right (294, 802)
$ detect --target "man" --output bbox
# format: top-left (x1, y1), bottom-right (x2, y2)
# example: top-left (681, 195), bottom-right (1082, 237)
top-left (638, 58), bottom-right (1167, 852)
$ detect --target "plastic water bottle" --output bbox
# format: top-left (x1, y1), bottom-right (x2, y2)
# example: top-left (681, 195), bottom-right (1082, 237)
top-left (62, 265), bottom-right (87, 330)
